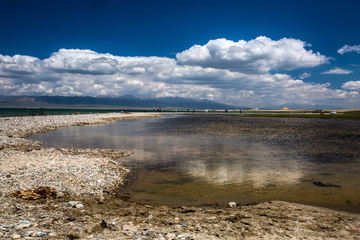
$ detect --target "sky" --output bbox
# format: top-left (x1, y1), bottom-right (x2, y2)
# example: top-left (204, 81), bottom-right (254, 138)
top-left (1, 0), bottom-right (360, 108)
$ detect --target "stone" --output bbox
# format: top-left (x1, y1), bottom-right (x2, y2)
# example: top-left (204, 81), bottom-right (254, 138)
top-left (229, 202), bottom-right (236, 207)
top-left (15, 223), bottom-right (31, 230)
top-left (91, 223), bottom-right (103, 233)
top-left (195, 224), bottom-right (201, 231)
top-left (12, 234), bottom-right (21, 239)
top-left (133, 235), bottom-right (148, 239)
top-left (76, 204), bottom-right (84, 209)
top-left (166, 233), bottom-right (176, 239)
top-left (67, 201), bottom-right (82, 207)
top-left (36, 231), bottom-right (46, 237)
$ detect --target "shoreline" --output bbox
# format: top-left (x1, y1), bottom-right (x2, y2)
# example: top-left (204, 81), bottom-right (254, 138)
top-left (1, 113), bottom-right (359, 239)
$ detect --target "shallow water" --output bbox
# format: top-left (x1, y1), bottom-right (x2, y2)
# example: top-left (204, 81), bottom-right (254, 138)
top-left (28, 114), bottom-right (360, 212)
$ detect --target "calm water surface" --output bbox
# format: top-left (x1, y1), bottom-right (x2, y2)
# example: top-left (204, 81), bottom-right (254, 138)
top-left (28, 114), bottom-right (360, 212)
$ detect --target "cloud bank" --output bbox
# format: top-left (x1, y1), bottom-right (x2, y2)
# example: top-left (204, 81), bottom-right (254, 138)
top-left (0, 37), bottom-right (359, 108)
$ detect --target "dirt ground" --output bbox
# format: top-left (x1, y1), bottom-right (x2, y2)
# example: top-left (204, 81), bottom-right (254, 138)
top-left (2, 193), bottom-right (360, 240)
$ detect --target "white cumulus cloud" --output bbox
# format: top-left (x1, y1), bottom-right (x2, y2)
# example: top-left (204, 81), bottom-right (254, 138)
top-left (342, 81), bottom-right (360, 91)
top-left (299, 72), bottom-right (311, 79)
top-left (176, 37), bottom-right (329, 74)
top-left (337, 44), bottom-right (360, 55)
top-left (322, 68), bottom-right (353, 74)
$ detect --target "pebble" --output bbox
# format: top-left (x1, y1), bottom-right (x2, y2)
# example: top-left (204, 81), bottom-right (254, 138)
top-left (12, 234), bottom-right (21, 239)
top-left (76, 204), bottom-right (84, 209)
top-left (133, 235), bottom-right (148, 239)
top-left (36, 231), bottom-right (46, 237)
top-left (15, 223), bottom-right (30, 230)
top-left (179, 222), bottom-right (186, 227)
top-left (67, 201), bottom-right (82, 207)
top-left (166, 233), bottom-right (176, 239)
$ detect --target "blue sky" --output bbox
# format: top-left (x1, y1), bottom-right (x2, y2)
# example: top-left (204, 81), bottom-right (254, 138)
top-left (1, 0), bottom-right (360, 108)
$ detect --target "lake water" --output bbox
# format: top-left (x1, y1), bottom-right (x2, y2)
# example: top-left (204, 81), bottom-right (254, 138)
top-left (28, 114), bottom-right (360, 213)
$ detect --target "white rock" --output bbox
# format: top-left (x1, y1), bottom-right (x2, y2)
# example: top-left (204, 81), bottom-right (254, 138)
top-left (68, 201), bottom-right (82, 207)
top-left (76, 204), bottom-right (84, 209)
top-left (15, 223), bottom-right (31, 230)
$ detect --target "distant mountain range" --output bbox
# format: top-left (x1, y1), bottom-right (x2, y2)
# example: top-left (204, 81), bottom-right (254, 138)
top-left (0, 95), bottom-right (247, 110)
top-left (0, 95), bottom-right (343, 110)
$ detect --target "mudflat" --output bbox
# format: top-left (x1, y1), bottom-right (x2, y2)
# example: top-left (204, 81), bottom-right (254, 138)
top-left (0, 113), bottom-right (359, 239)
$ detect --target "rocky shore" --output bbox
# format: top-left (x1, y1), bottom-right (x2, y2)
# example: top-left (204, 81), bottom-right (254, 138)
top-left (1, 113), bottom-right (359, 239)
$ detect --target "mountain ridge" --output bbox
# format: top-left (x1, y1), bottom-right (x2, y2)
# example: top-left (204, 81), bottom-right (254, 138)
top-left (0, 95), bottom-right (246, 110)
top-left (0, 95), bottom-right (343, 110)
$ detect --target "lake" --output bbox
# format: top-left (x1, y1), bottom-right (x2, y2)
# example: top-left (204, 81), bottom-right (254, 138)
top-left (28, 114), bottom-right (360, 213)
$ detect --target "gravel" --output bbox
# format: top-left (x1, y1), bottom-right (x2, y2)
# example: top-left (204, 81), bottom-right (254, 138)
top-left (0, 112), bottom-right (160, 198)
